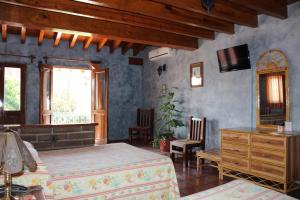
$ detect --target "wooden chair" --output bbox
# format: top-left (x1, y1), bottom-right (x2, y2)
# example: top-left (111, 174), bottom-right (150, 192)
top-left (170, 116), bottom-right (206, 167)
top-left (128, 108), bottom-right (154, 145)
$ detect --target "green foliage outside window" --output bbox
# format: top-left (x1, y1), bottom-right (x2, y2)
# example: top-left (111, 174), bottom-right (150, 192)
top-left (52, 91), bottom-right (76, 113)
top-left (4, 79), bottom-right (20, 111)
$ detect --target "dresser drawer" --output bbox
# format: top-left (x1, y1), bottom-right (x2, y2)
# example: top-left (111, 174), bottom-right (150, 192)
top-left (222, 155), bottom-right (249, 171)
top-left (251, 134), bottom-right (285, 151)
top-left (222, 131), bottom-right (249, 145)
top-left (251, 161), bottom-right (285, 182)
top-left (251, 147), bottom-right (285, 166)
top-left (222, 143), bottom-right (249, 158)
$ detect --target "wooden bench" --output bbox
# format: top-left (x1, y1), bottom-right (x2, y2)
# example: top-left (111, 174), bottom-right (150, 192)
top-left (196, 149), bottom-right (222, 180)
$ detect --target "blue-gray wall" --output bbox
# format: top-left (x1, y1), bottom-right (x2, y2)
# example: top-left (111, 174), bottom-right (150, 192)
top-left (143, 3), bottom-right (300, 149)
top-left (1, 3), bottom-right (299, 144)
top-left (0, 36), bottom-right (144, 141)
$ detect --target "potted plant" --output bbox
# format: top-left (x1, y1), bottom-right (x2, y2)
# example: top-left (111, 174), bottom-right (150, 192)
top-left (152, 87), bottom-right (184, 152)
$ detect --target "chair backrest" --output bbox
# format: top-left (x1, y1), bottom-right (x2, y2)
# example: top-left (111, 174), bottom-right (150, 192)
top-left (188, 116), bottom-right (206, 143)
top-left (137, 108), bottom-right (154, 130)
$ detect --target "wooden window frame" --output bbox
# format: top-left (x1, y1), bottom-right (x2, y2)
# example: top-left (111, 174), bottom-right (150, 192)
top-left (0, 63), bottom-right (26, 125)
top-left (39, 63), bottom-right (53, 124)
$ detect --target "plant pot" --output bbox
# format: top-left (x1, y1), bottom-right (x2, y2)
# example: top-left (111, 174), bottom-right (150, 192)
top-left (159, 138), bottom-right (175, 152)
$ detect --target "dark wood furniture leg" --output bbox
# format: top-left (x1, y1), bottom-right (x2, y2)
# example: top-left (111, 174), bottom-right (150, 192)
top-left (144, 131), bottom-right (148, 144)
top-left (170, 152), bottom-right (175, 161)
top-left (184, 146), bottom-right (188, 167)
top-left (129, 128), bottom-right (133, 144)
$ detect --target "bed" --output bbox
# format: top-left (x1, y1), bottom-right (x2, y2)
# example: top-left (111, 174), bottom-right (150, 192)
top-left (38, 143), bottom-right (179, 200)
top-left (181, 179), bottom-right (296, 200)
top-left (3, 142), bottom-right (296, 200)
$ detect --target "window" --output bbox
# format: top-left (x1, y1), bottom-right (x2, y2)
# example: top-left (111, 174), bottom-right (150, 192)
top-left (4, 67), bottom-right (21, 111)
top-left (0, 64), bottom-right (25, 125)
top-left (266, 74), bottom-right (284, 104)
top-left (52, 68), bottom-right (91, 124)
top-left (39, 64), bottom-right (109, 144)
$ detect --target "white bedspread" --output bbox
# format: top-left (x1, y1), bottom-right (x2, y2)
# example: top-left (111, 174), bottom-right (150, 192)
top-left (39, 143), bottom-right (166, 174)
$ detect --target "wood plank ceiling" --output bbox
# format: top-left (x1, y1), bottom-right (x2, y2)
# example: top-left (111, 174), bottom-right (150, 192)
top-left (0, 0), bottom-right (295, 55)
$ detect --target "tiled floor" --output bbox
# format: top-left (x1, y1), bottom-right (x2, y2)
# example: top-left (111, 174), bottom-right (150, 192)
top-left (139, 145), bottom-right (300, 199)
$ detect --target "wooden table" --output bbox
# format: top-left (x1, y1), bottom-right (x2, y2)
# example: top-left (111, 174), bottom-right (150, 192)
top-left (196, 149), bottom-right (222, 180)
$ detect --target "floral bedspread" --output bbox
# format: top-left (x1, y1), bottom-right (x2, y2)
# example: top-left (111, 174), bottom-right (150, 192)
top-left (181, 179), bottom-right (296, 200)
top-left (39, 143), bottom-right (180, 200)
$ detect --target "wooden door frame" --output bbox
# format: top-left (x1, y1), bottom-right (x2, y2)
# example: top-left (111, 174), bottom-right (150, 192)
top-left (0, 63), bottom-right (26, 125)
top-left (39, 63), bottom-right (108, 135)
top-left (91, 66), bottom-right (109, 144)
top-left (0, 66), bottom-right (3, 126)
top-left (39, 63), bottom-right (53, 124)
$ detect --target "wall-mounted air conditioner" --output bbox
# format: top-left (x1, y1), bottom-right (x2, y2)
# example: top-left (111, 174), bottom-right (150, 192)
top-left (149, 47), bottom-right (174, 61)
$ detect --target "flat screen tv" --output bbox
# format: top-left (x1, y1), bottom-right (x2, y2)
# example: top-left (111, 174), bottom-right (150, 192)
top-left (217, 44), bottom-right (251, 73)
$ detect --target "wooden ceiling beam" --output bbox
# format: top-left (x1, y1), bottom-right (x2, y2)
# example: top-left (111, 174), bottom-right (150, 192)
top-left (69, 34), bottom-right (78, 48)
top-left (150, 0), bottom-right (258, 27)
top-left (75, 0), bottom-right (234, 34)
top-left (6, 0), bottom-right (214, 39)
top-left (129, 57), bottom-right (143, 66)
top-left (38, 30), bottom-right (44, 45)
top-left (97, 38), bottom-right (108, 52)
top-left (1, 24), bottom-right (7, 42)
top-left (122, 42), bottom-right (133, 55)
top-left (287, 0), bottom-right (300, 5)
top-left (0, 3), bottom-right (198, 50)
top-left (54, 32), bottom-right (62, 47)
top-left (133, 44), bottom-right (146, 56)
top-left (20, 26), bottom-right (26, 43)
top-left (228, 0), bottom-right (287, 19)
top-left (110, 39), bottom-right (122, 53)
top-left (83, 36), bottom-right (93, 49)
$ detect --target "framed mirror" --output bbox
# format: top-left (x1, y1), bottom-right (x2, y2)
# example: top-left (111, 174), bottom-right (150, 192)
top-left (256, 49), bottom-right (290, 129)
top-left (190, 62), bottom-right (204, 88)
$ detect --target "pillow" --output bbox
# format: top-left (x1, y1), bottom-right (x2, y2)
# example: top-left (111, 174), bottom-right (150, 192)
top-left (23, 141), bottom-right (40, 161)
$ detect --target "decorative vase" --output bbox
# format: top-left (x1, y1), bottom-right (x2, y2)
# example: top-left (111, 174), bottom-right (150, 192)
top-left (159, 137), bottom-right (175, 152)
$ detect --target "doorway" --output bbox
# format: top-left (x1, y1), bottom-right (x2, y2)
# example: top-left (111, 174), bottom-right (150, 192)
top-left (39, 64), bottom-right (108, 144)
top-left (0, 63), bottom-right (26, 125)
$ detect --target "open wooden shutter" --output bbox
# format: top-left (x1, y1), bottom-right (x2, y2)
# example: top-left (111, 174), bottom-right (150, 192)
top-left (39, 63), bottom-right (53, 124)
top-left (91, 66), bottom-right (108, 144)
top-left (0, 67), bottom-right (3, 126)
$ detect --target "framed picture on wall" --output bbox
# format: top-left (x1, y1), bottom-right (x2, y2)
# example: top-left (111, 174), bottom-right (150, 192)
top-left (190, 62), bottom-right (203, 87)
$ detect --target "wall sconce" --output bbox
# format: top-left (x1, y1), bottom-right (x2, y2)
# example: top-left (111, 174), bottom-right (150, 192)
top-left (201, 0), bottom-right (214, 13)
top-left (160, 84), bottom-right (167, 94)
top-left (157, 64), bottom-right (167, 76)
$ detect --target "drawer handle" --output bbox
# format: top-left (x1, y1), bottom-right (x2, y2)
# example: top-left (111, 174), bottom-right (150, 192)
top-left (224, 136), bottom-right (240, 139)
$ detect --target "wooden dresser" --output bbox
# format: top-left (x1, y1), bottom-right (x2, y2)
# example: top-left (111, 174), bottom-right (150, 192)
top-left (221, 128), bottom-right (300, 193)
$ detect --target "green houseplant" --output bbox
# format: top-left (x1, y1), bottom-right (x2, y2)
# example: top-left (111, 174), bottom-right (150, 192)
top-left (152, 87), bottom-right (184, 152)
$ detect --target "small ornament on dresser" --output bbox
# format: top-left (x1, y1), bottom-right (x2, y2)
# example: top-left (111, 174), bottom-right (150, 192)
top-left (277, 125), bottom-right (284, 132)
top-left (284, 121), bottom-right (292, 132)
